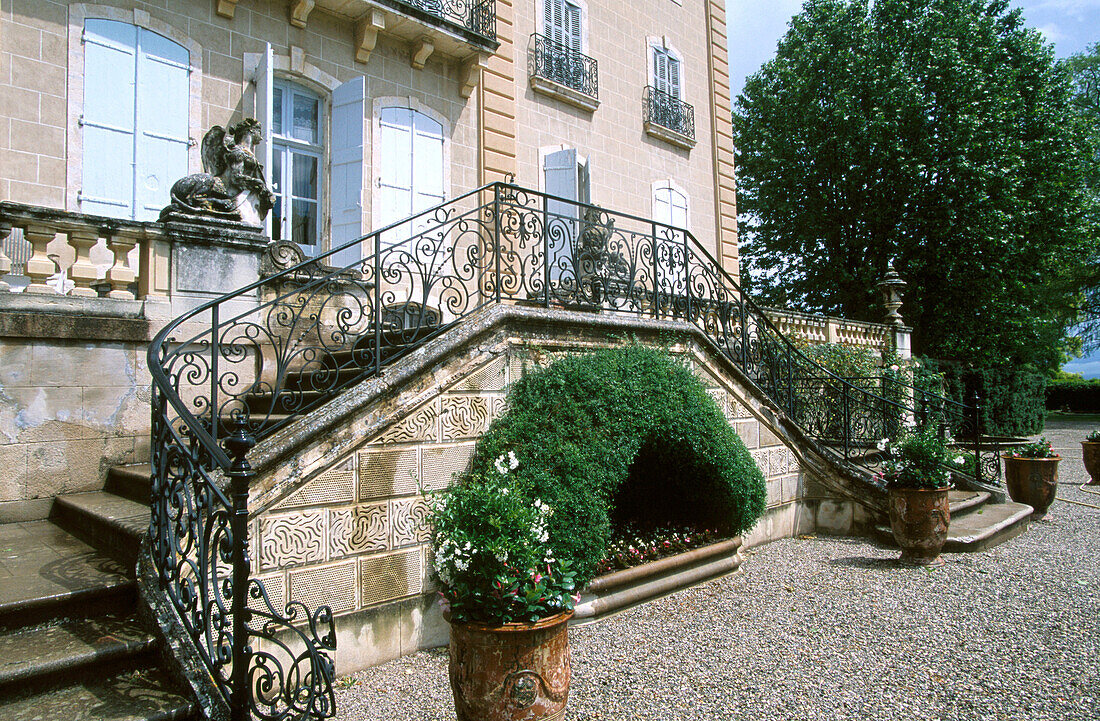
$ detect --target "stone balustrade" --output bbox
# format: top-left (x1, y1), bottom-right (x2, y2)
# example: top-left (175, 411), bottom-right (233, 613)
top-left (762, 306), bottom-right (903, 356)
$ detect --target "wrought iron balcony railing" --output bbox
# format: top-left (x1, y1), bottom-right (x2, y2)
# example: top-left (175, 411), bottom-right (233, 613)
top-left (644, 85), bottom-right (695, 142)
top-left (528, 34), bottom-right (598, 101)
top-left (387, 0), bottom-right (496, 43)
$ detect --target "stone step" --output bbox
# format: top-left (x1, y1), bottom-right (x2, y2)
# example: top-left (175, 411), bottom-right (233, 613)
top-left (105, 464), bottom-right (153, 506)
top-left (0, 615), bottom-right (157, 695)
top-left (947, 489), bottom-right (991, 514)
top-left (0, 521), bottom-right (135, 630)
top-left (50, 492), bottom-right (149, 567)
top-left (943, 501), bottom-right (1033, 553)
top-left (0, 667), bottom-right (195, 721)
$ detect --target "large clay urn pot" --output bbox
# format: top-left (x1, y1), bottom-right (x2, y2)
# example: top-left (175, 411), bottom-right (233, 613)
top-left (1082, 442), bottom-right (1100, 486)
top-left (887, 487), bottom-right (950, 566)
top-left (1003, 455), bottom-right (1059, 517)
top-left (448, 611), bottom-right (571, 721)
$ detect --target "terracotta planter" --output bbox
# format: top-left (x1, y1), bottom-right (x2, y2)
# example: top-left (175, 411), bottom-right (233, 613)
top-left (1003, 455), bottom-right (1059, 517)
top-left (1082, 442), bottom-right (1100, 486)
top-left (448, 612), bottom-right (571, 721)
top-left (887, 486), bottom-right (950, 566)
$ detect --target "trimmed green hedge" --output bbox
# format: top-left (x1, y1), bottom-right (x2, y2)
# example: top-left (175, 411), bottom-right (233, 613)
top-left (1046, 378), bottom-right (1100, 413)
top-left (918, 360), bottom-right (1046, 437)
top-left (464, 346), bottom-right (766, 584)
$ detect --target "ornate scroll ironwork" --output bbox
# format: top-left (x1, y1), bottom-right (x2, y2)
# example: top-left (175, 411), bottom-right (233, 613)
top-left (149, 181), bottom-right (988, 717)
top-left (644, 86), bottom-right (695, 140)
top-left (528, 34), bottom-right (598, 100)
top-left (389, 0), bottom-right (497, 42)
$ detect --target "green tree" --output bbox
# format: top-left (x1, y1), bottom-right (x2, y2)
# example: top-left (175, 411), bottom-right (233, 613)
top-left (733, 0), bottom-right (1097, 371)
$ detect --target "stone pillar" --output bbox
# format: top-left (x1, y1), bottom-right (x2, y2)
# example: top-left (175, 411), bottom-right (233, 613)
top-left (0, 222), bottom-right (12, 292)
top-left (66, 226), bottom-right (101, 297)
top-left (106, 230), bottom-right (139, 300)
top-left (23, 225), bottom-right (58, 294)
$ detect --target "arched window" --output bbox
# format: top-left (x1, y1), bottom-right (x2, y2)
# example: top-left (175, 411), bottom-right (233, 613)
top-left (81, 19), bottom-right (189, 220)
top-left (652, 180), bottom-right (688, 230)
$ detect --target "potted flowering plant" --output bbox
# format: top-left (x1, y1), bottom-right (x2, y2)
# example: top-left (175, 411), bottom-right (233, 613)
top-left (1002, 438), bottom-right (1060, 517)
top-left (876, 425), bottom-right (956, 566)
top-left (1082, 431), bottom-right (1100, 486)
top-left (430, 451), bottom-right (578, 721)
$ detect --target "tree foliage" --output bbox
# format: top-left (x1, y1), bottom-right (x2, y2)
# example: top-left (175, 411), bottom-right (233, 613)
top-left (733, 0), bottom-right (1098, 371)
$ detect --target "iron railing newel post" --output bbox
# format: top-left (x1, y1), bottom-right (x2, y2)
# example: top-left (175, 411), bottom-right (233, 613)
top-left (210, 305), bottom-right (220, 444)
top-left (683, 233), bottom-right (691, 322)
top-left (972, 390), bottom-right (983, 486)
top-left (224, 419), bottom-right (256, 721)
top-left (374, 231), bottom-right (382, 377)
top-left (494, 184), bottom-right (503, 304)
top-left (842, 385), bottom-right (851, 461)
top-left (651, 222), bottom-right (659, 319)
top-left (542, 193), bottom-right (551, 308)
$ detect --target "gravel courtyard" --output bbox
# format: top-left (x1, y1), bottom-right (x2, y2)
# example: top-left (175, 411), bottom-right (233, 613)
top-left (335, 417), bottom-right (1100, 720)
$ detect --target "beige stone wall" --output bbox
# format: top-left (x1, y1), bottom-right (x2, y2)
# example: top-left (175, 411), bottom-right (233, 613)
top-left (511, 0), bottom-right (724, 259)
top-left (249, 327), bottom-right (842, 673)
top-left (1, 0), bottom-right (481, 243)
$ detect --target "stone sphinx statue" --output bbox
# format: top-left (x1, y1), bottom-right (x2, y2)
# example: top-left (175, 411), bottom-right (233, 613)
top-left (160, 119), bottom-right (275, 226)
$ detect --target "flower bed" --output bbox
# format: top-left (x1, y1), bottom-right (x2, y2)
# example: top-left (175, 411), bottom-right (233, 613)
top-left (594, 524), bottom-right (723, 575)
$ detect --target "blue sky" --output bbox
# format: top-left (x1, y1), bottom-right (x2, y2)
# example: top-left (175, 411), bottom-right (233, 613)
top-left (724, 0), bottom-right (1100, 377)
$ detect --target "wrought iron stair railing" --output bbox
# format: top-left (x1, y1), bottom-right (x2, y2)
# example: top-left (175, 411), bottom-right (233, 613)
top-left (148, 182), bottom-right (986, 718)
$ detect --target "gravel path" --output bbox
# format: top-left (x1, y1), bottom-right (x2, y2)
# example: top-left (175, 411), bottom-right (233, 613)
top-left (335, 416), bottom-right (1100, 720)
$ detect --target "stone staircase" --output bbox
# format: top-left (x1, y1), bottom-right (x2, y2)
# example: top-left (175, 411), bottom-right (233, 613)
top-left (874, 489), bottom-right (1034, 553)
top-left (0, 464), bottom-right (195, 721)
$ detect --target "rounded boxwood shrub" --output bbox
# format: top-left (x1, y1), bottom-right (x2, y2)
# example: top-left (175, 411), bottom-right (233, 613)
top-left (462, 345), bottom-right (767, 584)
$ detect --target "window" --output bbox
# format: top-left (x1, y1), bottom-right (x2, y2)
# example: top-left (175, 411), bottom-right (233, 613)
top-left (376, 107), bottom-right (445, 248)
top-left (271, 81), bottom-right (323, 251)
top-left (81, 20), bottom-right (189, 221)
top-left (652, 45), bottom-right (681, 100)
top-left (652, 182), bottom-right (687, 230)
top-left (544, 0), bottom-right (582, 53)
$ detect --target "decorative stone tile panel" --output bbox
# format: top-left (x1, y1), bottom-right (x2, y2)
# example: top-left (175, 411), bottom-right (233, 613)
top-left (706, 388), bottom-right (728, 418)
top-left (275, 458), bottom-right (356, 510)
top-left (358, 447), bottom-right (419, 500)
top-left (372, 403), bottom-right (438, 444)
top-left (422, 443), bottom-right (475, 491)
top-left (440, 395), bottom-right (489, 440)
top-left (359, 549), bottom-right (422, 608)
top-left (453, 356), bottom-right (507, 392)
top-left (328, 503), bottom-right (388, 558)
top-left (768, 447), bottom-right (789, 476)
top-left (289, 561), bottom-right (357, 614)
top-left (750, 448), bottom-right (771, 477)
top-left (490, 396), bottom-right (508, 420)
top-left (391, 497), bottom-right (432, 548)
top-left (259, 511), bottom-right (326, 570)
top-left (250, 572), bottom-right (286, 614)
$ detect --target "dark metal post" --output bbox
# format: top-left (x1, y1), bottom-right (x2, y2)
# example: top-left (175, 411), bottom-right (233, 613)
top-left (542, 193), bottom-right (551, 308)
top-left (971, 390), bottom-right (983, 486)
top-left (842, 384), bottom-right (851, 460)
top-left (224, 419), bottom-right (256, 721)
top-left (683, 234), bottom-right (692, 322)
top-left (493, 184), bottom-right (502, 304)
top-left (373, 231), bottom-right (382, 376)
top-left (210, 305), bottom-right (219, 445)
top-left (651, 222), bottom-right (660, 319)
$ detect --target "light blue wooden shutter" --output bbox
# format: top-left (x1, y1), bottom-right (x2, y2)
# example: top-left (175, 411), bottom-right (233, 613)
top-left (668, 56), bottom-right (681, 100)
top-left (544, 148), bottom-right (577, 281)
top-left (565, 2), bottom-right (581, 52)
top-left (330, 77), bottom-right (366, 267)
top-left (379, 107), bottom-right (414, 248)
top-left (82, 20), bottom-right (137, 218)
top-left (411, 112), bottom-right (444, 217)
top-left (134, 28), bottom-right (189, 221)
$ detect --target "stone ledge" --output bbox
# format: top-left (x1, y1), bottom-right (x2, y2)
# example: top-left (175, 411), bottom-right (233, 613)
top-left (529, 76), bottom-right (599, 112)
top-left (0, 294), bottom-right (158, 342)
top-left (644, 121), bottom-right (696, 150)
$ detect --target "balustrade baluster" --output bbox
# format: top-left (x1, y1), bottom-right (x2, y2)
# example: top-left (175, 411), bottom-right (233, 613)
top-left (0, 222), bottom-right (11, 292)
top-left (66, 226), bottom-right (101, 297)
top-left (106, 229), bottom-right (138, 300)
top-left (23, 224), bottom-right (58, 294)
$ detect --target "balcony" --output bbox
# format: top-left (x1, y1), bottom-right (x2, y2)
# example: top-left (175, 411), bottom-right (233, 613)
top-left (383, 0), bottom-right (497, 45)
top-left (528, 34), bottom-right (599, 112)
top-left (643, 86), bottom-right (696, 150)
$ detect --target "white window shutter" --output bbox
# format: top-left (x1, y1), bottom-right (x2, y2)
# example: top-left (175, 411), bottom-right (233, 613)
top-left (134, 28), bottom-right (189, 221)
top-left (565, 2), bottom-right (581, 52)
top-left (82, 20), bottom-right (138, 219)
top-left (668, 56), bottom-right (681, 100)
top-left (653, 187), bottom-right (672, 226)
top-left (330, 76), bottom-right (366, 267)
top-left (546, 0), bottom-right (565, 46)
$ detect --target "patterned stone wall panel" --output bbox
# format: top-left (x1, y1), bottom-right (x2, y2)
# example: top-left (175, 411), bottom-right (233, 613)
top-left (490, 395), bottom-right (508, 421)
top-left (372, 402), bottom-right (439, 444)
top-left (391, 496), bottom-right (432, 548)
top-left (259, 511), bottom-right (326, 571)
top-left (329, 503), bottom-right (389, 559)
top-left (422, 443), bottom-right (476, 491)
top-left (750, 448), bottom-right (771, 478)
top-left (275, 458), bottom-right (356, 510)
top-left (358, 447), bottom-right (420, 500)
top-left (727, 393), bottom-right (752, 419)
top-left (453, 356), bottom-right (507, 392)
top-left (706, 388), bottom-right (729, 419)
top-left (440, 395), bottom-right (490, 441)
top-left (768, 447), bottom-right (789, 476)
top-left (693, 362), bottom-right (722, 388)
top-left (423, 547), bottom-right (439, 594)
top-left (250, 572), bottom-right (286, 614)
top-left (289, 561), bottom-right (357, 614)
top-left (359, 549), bottom-right (423, 608)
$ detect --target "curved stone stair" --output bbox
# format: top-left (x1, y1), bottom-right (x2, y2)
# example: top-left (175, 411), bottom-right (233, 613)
top-left (874, 489), bottom-right (1033, 553)
top-left (0, 464), bottom-right (195, 721)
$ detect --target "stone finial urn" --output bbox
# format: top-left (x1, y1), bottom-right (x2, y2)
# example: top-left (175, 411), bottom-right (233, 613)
top-left (887, 486), bottom-right (950, 566)
top-left (1082, 442), bottom-right (1100, 486)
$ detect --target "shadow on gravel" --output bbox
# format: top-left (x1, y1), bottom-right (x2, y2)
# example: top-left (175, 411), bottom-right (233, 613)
top-left (826, 557), bottom-right (899, 570)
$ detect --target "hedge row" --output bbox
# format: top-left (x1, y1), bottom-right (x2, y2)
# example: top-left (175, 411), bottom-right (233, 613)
top-left (1046, 379), bottom-right (1100, 413)
top-left (918, 360), bottom-right (1046, 437)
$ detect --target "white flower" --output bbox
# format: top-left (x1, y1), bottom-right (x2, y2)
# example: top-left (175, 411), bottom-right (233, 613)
top-left (875, 438), bottom-right (889, 451)
top-left (889, 365), bottom-right (900, 372)
top-left (501, 487), bottom-right (510, 495)
top-left (954, 455), bottom-right (965, 465)
top-left (508, 450), bottom-right (519, 470)
top-left (494, 454), bottom-right (508, 475)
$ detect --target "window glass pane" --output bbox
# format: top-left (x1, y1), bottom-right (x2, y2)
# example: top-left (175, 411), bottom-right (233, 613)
top-left (292, 153), bottom-right (318, 200)
top-left (292, 199), bottom-right (318, 246)
top-left (271, 149), bottom-right (284, 195)
top-left (272, 86), bottom-right (284, 136)
top-left (293, 93), bottom-right (318, 143)
top-left (273, 195), bottom-right (284, 240)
